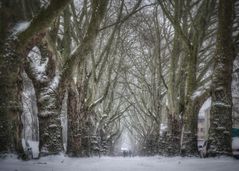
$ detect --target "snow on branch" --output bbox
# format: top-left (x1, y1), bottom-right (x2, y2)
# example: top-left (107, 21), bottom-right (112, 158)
top-left (27, 46), bottom-right (48, 82)
top-left (12, 21), bottom-right (31, 36)
top-left (17, 0), bottom-right (71, 51)
top-left (191, 81), bottom-right (211, 101)
top-left (89, 96), bottom-right (105, 110)
top-left (212, 101), bottom-right (231, 108)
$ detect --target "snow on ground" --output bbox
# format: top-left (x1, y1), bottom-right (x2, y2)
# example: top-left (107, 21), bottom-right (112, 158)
top-left (28, 141), bottom-right (40, 159)
top-left (232, 137), bottom-right (239, 149)
top-left (0, 155), bottom-right (239, 171)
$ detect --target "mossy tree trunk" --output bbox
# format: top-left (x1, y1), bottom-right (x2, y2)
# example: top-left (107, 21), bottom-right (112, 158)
top-left (207, 0), bottom-right (234, 156)
top-left (0, 36), bottom-right (24, 154)
top-left (66, 81), bottom-right (82, 156)
top-left (24, 39), bottom-right (63, 155)
top-left (0, 0), bottom-right (71, 156)
top-left (0, 0), bottom-right (40, 156)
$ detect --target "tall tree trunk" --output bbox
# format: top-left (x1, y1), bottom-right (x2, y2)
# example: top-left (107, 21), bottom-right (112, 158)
top-left (25, 39), bottom-right (63, 155)
top-left (167, 0), bottom-right (182, 136)
top-left (67, 62), bottom-right (90, 157)
top-left (0, 0), bottom-right (71, 157)
top-left (181, 48), bottom-right (198, 156)
top-left (66, 82), bottom-right (81, 156)
top-left (0, 0), bottom-right (40, 156)
top-left (0, 37), bottom-right (24, 155)
top-left (207, 0), bottom-right (234, 156)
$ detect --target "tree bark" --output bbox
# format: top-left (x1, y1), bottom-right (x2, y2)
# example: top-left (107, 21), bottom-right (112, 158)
top-left (24, 39), bottom-right (64, 155)
top-left (66, 82), bottom-right (81, 156)
top-left (181, 48), bottom-right (198, 156)
top-left (0, 0), bottom-right (71, 157)
top-left (207, 0), bottom-right (234, 156)
top-left (0, 0), bottom-right (40, 156)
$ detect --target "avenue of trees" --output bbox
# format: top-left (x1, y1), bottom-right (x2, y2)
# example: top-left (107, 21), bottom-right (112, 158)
top-left (0, 0), bottom-right (238, 159)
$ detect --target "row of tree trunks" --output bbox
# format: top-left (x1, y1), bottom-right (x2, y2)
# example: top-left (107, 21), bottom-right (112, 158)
top-left (63, 0), bottom-right (109, 156)
top-left (180, 0), bottom-right (216, 155)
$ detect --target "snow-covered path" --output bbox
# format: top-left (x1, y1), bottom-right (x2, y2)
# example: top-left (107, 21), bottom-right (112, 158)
top-left (0, 155), bottom-right (239, 171)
